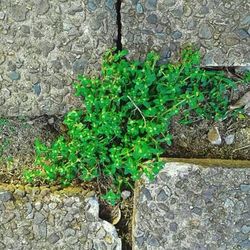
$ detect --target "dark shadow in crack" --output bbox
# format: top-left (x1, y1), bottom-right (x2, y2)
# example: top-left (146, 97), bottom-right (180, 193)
top-left (115, 0), bottom-right (122, 51)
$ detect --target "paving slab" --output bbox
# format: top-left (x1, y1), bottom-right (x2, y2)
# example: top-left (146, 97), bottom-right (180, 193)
top-left (121, 0), bottom-right (250, 66)
top-left (0, 0), bottom-right (117, 117)
top-left (0, 185), bottom-right (121, 250)
top-left (133, 162), bottom-right (250, 249)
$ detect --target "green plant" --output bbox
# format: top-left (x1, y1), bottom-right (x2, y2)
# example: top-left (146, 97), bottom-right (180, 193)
top-left (101, 189), bottom-right (121, 206)
top-left (0, 138), bottom-right (10, 157)
top-left (23, 47), bottom-right (247, 205)
top-left (0, 118), bottom-right (10, 129)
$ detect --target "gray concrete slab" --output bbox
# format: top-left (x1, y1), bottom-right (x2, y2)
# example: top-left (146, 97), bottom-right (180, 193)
top-left (133, 162), bottom-right (250, 249)
top-left (0, 185), bottom-right (121, 249)
top-left (121, 0), bottom-right (250, 66)
top-left (0, 0), bottom-right (117, 117)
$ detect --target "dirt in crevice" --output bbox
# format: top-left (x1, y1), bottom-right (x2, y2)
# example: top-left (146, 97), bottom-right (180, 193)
top-left (99, 198), bottom-right (133, 250)
top-left (164, 111), bottom-right (250, 161)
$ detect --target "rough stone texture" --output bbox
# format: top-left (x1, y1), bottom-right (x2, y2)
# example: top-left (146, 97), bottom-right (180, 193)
top-left (121, 0), bottom-right (250, 66)
top-left (133, 162), bottom-right (250, 249)
top-left (0, 0), bottom-right (117, 117)
top-left (0, 185), bottom-right (121, 249)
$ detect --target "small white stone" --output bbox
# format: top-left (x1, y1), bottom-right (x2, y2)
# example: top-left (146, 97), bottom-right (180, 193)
top-left (224, 198), bottom-right (234, 208)
top-left (7, 39), bottom-right (14, 44)
top-left (241, 225), bottom-right (250, 234)
top-left (224, 134), bottom-right (235, 145)
top-left (43, 204), bottom-right (49, 212)
top-left (26, 212), bottom-right (34, 219)
top-left (0, 12), bottom-right (5, 20)
top-left (1, 88), bottom-right (11, 99)
top-left (85, 197), bottom-right (99, 219)
top-left (121, 190), bottom-right (131, 200)
top-left (96, 227), bottom-right (106, 239)
top-left (48, 202), bottom-right (57, 210)
top-left (48, 117), bottom-right (54, 124)
top-left (27, 120), bottom-right (34, 125)
top-left (34, 201), bottom-right (42, 211)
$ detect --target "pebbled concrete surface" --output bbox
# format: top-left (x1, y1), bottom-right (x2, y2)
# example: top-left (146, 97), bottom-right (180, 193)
top-left (0, 0), bottom-right (117, 117)
top-left (133, 162), bottom-right (250, 249)
top-left (0, 185), bottom-right (121, 250)
top-left (121, 0), bottom-right (250, 66)
top-left (1, 0), bottom-right (249, 118)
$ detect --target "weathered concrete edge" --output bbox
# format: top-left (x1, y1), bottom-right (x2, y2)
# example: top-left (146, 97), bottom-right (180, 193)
top-left (0, 183), bottom-right (92, 198)
top-left (0, 183), bottom-right (122, 249)
top-left (163, 158), bottom-right (250, 168)
top-left (132, 159), bottom-right (250, 249)
top-left (132, 178), bottom-right (145, 250)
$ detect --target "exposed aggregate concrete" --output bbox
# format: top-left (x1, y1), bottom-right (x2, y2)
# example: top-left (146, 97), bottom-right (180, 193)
top-left (0, 0), bottom-right (117, 117)
top-left (1, 0), bottom-right (249, 118)
top-left (121, 0), bottom-right (250, 66)
top-left (0, 185), bottom-right (121, 250)
top-left (0, 2), bottom-right (250, 248)
top-left (133, 162), bottom-right (250, 249)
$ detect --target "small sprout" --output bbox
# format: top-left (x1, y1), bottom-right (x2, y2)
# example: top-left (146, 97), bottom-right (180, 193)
top-left (102, 190), bottom-right (121, 206)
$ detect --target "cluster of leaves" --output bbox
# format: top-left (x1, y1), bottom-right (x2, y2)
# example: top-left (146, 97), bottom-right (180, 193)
top-left (23, 47), bottom-right (247, 205)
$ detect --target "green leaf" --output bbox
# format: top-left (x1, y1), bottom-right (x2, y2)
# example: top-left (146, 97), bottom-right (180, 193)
top-left (102, 190), bottom-right (121, 206)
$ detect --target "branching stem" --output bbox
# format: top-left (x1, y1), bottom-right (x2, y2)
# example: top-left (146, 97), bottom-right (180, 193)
top-left (127, 95), bottom-right (147, 127)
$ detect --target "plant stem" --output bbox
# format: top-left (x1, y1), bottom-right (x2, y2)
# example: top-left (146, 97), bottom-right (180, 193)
top-left (127, 95), bottom-right (147, 127)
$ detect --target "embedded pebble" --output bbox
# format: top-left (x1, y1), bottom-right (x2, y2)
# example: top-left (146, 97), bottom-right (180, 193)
top-left (240, 184), bottom-right (250, 192)
top-left (48, 233), bottom-right (60, 244)
top-left (48, 202), bottom-right (57, 210)
top-left (8, 71), bottom-right (21, 81)
top-left (34, 201), bottom-right (43, 211)
top-left (121, 190), bottom-right (131, 200)
top-left (0, 12), bottom-right (5, 20)
top-left (34, 212), bottom-right (45, 224)
top-left (48, 117), bottom-right (55, 125)
top-left (241, 225), bottom-right (250, 234)
top-left (0, 191), bottom-right (13, 202)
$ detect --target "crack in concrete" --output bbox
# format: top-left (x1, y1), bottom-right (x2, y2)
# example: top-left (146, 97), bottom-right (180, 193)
top-left (115, 0), bottom-right (122, 51)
